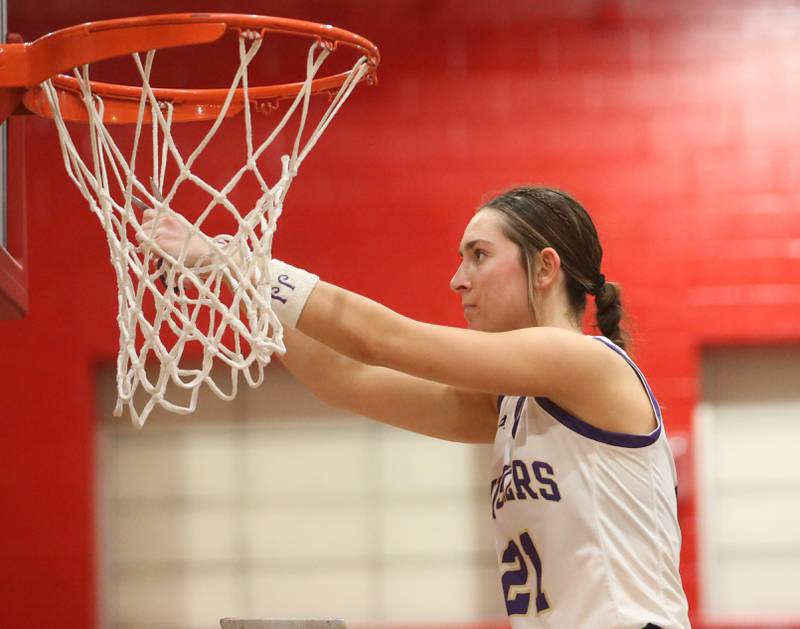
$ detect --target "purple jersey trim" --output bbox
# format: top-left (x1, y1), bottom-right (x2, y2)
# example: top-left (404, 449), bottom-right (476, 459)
top-left (591, 336), bottom-right (663, 424)
top-left (511, 395), bottom-right (526, 438)
top-left (533, 336), bottom-right (662, 449)
top-left (497, 395), bottom-right (506, 412)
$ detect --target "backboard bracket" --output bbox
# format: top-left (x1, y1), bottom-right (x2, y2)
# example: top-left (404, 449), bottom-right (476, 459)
top-left (0, 114), bottom-right (27, 319)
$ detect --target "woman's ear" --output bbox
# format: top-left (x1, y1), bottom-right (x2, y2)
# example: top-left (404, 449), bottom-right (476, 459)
top-left (535, 247), bottom-right (562, 289)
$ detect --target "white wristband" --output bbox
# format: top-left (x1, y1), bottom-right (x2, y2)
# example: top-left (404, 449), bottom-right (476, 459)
top-left (269, 259), bottom-right (320, 327)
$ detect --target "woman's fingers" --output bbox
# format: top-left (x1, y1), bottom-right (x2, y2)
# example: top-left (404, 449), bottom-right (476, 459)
top-left (134, 211), bottom-right (211, 268)
top-left (131, 198), bottom-right (200, 265)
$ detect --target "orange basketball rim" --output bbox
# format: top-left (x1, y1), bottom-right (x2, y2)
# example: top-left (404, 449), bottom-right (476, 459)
top-left (0, 13), bottom-right (380, 124)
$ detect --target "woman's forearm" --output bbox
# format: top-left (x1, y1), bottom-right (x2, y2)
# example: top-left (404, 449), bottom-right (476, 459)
top-left (296, 281), bottom-right (406, 367)
top-left (277, 324), bottom-right (366, 409)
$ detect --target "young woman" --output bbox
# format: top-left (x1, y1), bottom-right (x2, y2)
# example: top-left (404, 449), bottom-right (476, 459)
top-left (141, 186), bottom-right (690, 628)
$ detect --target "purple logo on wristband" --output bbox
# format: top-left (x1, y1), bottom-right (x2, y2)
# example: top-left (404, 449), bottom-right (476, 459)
top-left (278, 274), bottom-right (295, 290)
top-left (271, 274), bottom-right (296, 304)
top-left (271, 286), bottom-right (287, 303)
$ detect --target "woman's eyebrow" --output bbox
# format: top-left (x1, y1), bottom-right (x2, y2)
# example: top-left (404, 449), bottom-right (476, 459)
top-left (458, 239), bottom-right (493, 257)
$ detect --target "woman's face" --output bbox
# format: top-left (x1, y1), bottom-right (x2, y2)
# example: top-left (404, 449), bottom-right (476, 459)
top-left (450, 208), bottom-right (533, 332)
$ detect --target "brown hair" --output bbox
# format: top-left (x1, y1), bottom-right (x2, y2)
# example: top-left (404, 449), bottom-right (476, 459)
top-left (482, 186), bottom-right (629, 351)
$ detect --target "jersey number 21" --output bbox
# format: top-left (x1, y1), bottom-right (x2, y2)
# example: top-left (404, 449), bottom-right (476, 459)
top-left (501, 531), bottom-right (550, 616)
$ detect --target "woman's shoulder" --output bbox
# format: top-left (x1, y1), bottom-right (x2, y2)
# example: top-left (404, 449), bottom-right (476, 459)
top-left (534, 332), bottom-right (660, 437)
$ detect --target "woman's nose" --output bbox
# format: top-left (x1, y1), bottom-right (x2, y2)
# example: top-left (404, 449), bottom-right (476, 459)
top-left (450, 264), bottom-right (470, 293)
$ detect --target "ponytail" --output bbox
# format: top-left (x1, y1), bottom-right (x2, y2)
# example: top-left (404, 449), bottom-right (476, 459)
top-left (594, 281), bottom-right (629, 351)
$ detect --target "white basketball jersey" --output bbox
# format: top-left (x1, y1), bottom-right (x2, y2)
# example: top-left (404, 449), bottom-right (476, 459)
top-left (491, 335), bottom-right (690, 628)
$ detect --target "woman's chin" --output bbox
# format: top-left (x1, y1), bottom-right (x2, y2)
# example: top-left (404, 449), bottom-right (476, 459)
top-left (464, 310), bottom-right (495, 332)
top-left (466, 318), bottom-right (488, 332)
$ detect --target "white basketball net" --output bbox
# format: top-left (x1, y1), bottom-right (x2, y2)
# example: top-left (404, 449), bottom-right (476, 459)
top-left (41, 32), bottom-right (371, 426)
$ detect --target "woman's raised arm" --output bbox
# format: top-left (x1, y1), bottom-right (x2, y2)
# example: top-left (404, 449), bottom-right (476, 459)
top-left (278, 325), bottom-right (498, 444)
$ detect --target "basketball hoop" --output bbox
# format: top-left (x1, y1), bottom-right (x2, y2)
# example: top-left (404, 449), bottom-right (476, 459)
top-left (0, 14), bottom-right (379, 425)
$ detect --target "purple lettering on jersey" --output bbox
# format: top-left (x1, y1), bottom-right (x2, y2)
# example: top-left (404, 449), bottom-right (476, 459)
top-left (504, 475), bottom-right (517, 503)
top-left (512, 460), bottom-right (539, 500)
top-left (491, 472), bottom-right (502, 517)
top-left (491, 465), bottom-right (514, 518)
top-left (491, 459), bottom-right (560, 518)
top-left (532, 461), bottom-right (561, 502)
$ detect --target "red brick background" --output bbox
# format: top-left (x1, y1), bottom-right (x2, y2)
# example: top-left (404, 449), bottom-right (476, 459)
top-left (2, 1), bottom-right (799, 627)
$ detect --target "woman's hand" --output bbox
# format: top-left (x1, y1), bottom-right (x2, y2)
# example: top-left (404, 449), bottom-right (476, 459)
top-left (137, 208), bottom-right (213, 268)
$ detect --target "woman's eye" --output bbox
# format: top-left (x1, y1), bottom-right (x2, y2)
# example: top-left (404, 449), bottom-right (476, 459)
top-left (474, 250), bottom-right (486, 260)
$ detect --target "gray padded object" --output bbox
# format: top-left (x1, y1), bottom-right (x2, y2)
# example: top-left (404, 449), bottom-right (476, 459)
top-left (221, 620), bottom-right (347, 629)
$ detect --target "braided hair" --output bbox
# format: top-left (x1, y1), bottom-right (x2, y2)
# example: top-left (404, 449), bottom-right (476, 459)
top-left (482, 186), bottom-right (629, 351)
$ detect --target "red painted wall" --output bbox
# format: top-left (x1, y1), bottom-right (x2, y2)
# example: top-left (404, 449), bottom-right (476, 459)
top-left (2, 1), bottom-right (800, 627)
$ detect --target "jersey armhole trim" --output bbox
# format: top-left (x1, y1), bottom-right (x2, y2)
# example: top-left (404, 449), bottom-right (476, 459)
top-left (532, 336), bottom-right (663, 449)
top-left (535, 396), bottom-right (662, 448)
top-left (591, 335), bottom-right (663, 424)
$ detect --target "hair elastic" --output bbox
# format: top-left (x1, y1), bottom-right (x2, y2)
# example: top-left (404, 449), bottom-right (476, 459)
top-left (593, 273), bottom-right (606, 296)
